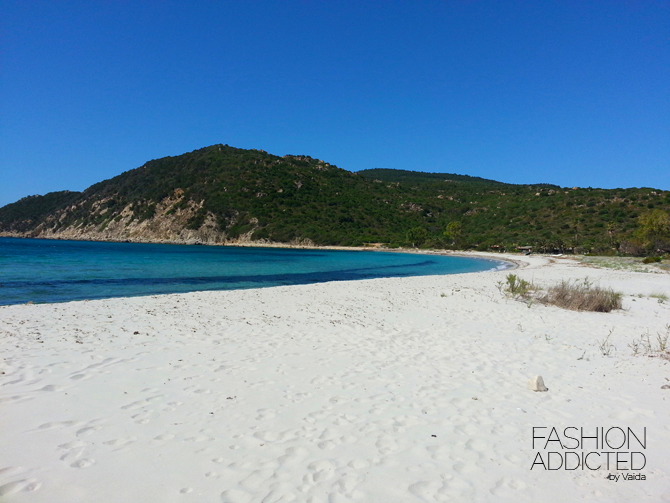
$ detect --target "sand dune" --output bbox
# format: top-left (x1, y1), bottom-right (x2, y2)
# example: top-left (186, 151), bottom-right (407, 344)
top-left (1, 253), bottom-right (669, 502)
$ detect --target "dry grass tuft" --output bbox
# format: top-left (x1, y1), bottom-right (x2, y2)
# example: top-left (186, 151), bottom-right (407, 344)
top-left (649, 291), bottom-right (668, 303)
top-left (538, 279), bottom-right (622, 312)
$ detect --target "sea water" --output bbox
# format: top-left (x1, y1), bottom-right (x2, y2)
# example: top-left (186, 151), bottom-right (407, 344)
top-left (0, 237), bottom-right (510, 305)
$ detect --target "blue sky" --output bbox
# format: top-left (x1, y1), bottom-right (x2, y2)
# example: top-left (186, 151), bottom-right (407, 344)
top-left (1, 1), bottom-right (668, 207)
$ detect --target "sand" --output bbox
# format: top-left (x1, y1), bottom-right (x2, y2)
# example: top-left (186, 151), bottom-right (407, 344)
top-left (1, 253), bottom-right (669, 502)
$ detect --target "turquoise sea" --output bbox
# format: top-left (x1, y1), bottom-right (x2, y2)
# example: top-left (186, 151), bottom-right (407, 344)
top-left (0, 238), bottom-right (510, 305)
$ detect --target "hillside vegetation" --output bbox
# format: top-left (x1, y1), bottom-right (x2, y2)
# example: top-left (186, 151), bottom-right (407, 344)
top-left (1, 144), bottom-right (668, 254)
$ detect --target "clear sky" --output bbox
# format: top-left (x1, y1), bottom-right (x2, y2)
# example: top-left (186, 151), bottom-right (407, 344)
top-left (1, 1), bottom-right (668, 207)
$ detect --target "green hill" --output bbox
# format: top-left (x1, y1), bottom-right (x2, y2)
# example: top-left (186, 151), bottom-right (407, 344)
top-left (357, 168), bottom-right (513, 187)
top-left (1, 144), bottom-right (668, 253)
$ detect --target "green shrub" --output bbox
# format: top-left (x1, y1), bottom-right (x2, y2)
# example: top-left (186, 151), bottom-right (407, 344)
top-left (642, 256), bottom-right (662, 264)
top-left (251, 228), bottom-right (269, 240)
top-left (498, 274), bottom-right (534, 298)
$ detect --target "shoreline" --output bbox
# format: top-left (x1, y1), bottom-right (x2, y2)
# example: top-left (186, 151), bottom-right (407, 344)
top-left (0, 236), bottom-right (519, 307)
top-left (1, 255), bottom-right (669, 501)
top-left (0, 232), bottom-right (513, 254)
top-left (0, 232), bottom-right (538, 262)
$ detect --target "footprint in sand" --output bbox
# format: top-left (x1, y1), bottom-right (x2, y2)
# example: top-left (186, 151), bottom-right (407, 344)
top-left (252, 430), bottom-right (284, 443)
top-left (37, 384), bottom-right (67, 391)
top-left (317, 440), bottom-right (338, 450)
top-left (0, 467), bottom-right (22, 476)
top-left (103, 437), bottom-right (137, 448)
top-left (409, 480), bottom-right (443, 500)
top-left (489, 476), bottom-right (527, 496)
top-left (0, 479), bottom-right (42, 496)
top-left (426, 444), bottom-right (450, 461)
top-left (164, 401), bottom-right (183, 412)
top-left (255, 409), bottom-right (277, 421)
top-left (132, 411), bottom-right (152, 424)
top-left (348, 459), bottom-right (370, 470)
top-left (58, 440), bottom-right (86, 450)
top-left (375, 435), bottom-right (398, 454)
top-left (220, 488), bottom-right (253, 503)
top-left (465, 438), bottom-right (490, 453)
top-left (60, 446), bottom-right (86, 463)
top-left (37, 420), bottom-right (80, 431)
top-left (184, 435), bottom-right (212, 443)
top-left (70, 458), bottom-right (95, 469)
top-left (306, 459), bottom-right (338, 483)
top-left (121, 400), bottom-right (146, 410)
top-left (453, 461), bottom-right (480, 474)
top-left (286, 391), bottom-right (311, 403)
top-left (0, 395), bottom-right (33, 404)
top-left (304, 410), bottom-right (330, 424)
top-left (76, 426), bottom-right (102, 437)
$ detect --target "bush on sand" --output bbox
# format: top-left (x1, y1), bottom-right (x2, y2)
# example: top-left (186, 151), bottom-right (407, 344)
top-left (538, 279), bottom-right (622, 313)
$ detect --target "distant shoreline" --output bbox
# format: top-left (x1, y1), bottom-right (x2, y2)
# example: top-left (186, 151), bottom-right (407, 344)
top-left (0, 233), bottom-right (520, 269)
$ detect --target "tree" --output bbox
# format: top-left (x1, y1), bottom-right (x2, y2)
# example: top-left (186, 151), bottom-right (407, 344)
top-left (444, 221), bottom-right (463, 247)
top-left (636, 209), bottom-right (670, 252)
top-left (606, 222), bottom-right (617, 246)
top-left (406, 227), bottom-right (428, 248)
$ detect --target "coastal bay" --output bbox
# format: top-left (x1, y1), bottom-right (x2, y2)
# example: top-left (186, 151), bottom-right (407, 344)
top-left (0, 238), bottom-right (507, 305)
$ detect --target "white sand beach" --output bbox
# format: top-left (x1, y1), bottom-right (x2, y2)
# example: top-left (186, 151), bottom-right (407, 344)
top-left (1, 253), bottom-right (669, 502)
